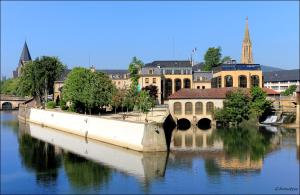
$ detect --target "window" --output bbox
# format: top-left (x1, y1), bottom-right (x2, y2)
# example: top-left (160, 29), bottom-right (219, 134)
top-left (202, 86), bottom-right (205, 89)
top-left (165, 69), bottom-right (172, 74)
top-left (118, 81), bottom-right (121, 85)
top-left (280, 86), bottom-right (288, 90)
top-left (175, 79), bottom-right (181, 91)
top-left (211, 77), bottom-right (218, 88)
top-left (195, 102), bottom-right (203, 114)
top-left (152, 78), bottom-right (156, 84)
top-left (251, 75), bottom-right (260, 87)
top-left (174, 102), bottom-right (182, 115)
top-left (145, 78), bottom-right (149, 84)
top-left (197, 86), bottom-right (200, 89)
top-left (184, 79), bottom-right (191, 88)
top-left (206, 102), bottom-right (214, 115)
top-left (185, 102), bottom-right (193, 115)
top-left (271, 86), bottom-right (279, 90)
top-left (224, 75), bottom-right (233, 87)
top-left (239, 75), bottom-right (247, 88)
top-left (174, 69), bottom-right (181, 74)
top-left (196, 76), bottom-right (200, 81)
top-left (148, 69), bottom-right (153, 74)
top-left (217, 76), bottom-right (222, 88)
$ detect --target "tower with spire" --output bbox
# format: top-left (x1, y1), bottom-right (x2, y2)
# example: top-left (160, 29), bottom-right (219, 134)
top-left (241, 17), bottom-right (254, 64)
top-left (13, 41), bottom-right (32, 78)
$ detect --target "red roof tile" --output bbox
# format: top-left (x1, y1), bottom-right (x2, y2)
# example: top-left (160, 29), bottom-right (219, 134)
top-left (169, 87), bottom-right (279, 100)
top-left (262, 87), bottom-right (280, 95)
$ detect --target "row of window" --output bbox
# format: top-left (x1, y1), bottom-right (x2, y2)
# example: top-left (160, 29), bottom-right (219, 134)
top-left (162, 69), bottom-right (192, 75)
top-left (174, 102), bottom-right (214, 115)
top-left (145, 78), bottom-right (157, 84)
top-left (211, 75), bottom-right (260, 88)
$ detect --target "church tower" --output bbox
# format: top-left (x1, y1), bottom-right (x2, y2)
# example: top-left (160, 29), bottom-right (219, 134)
top-left (241, 17), bottom-right (254, 64)
top-left (13, 41), bottom-right (32, 78)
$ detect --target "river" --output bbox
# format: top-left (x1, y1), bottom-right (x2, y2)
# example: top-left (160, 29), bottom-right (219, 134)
top-left (1, 111), bottom-right (299, 194)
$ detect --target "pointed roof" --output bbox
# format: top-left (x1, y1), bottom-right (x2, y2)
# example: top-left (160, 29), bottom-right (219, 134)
top-left (19, 41), bottom-right (32, 62)
top-left (243, 16), bottom-right (251, 43)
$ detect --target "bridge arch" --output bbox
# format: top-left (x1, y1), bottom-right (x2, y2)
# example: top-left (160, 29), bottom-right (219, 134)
top-left (197, 118), bottom-right (211, 130)
top-left (177, 118), bottom-right (191, 130)
top-left (2, 102), bottom-right (13, 110)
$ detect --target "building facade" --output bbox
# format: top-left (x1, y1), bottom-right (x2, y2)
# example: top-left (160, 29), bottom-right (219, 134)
top-left (263, 69), bottom-right (300, 93)
top-left (211, 63), bottom-right (263, 89)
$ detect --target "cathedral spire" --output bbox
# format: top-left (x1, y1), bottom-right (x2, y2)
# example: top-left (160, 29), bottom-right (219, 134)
top-left (241, 16), bottom-right (254, 64)
top-left (20, 41), bottom-right (32, 62)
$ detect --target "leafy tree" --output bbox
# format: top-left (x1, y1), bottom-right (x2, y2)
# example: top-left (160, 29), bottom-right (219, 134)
top-left (221, 56), bottom-right (232, 63)
top-left (128, 57), bottom-right (144, 88)
top-left (203, 47), bottom-right (222, 71)
top-left (123, 86), bottom-right (136, 113)
top-left (62, 68), bottom-right (114, 114)
top-left (111, 88), bottom-right (125, 114)
top-left (0, 78), bottom-right (19, 95)
top-left (281, 85), bottom-right (297, 96)
top-left (249, 87), bottom-right (273, 120)
top-left (142, 85), bottom-right (158, 101)
top-left (214, 89), bottom-right (251, 126)
top-left (18, 56), bottom-right (65, 106)
top-left (136, 90), bottom-right (153, 120)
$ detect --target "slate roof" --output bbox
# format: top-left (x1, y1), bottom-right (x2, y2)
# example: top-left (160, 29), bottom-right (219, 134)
top-left (19, 41), bottom-right (32, 62)
top-left (169, 87), bottom-right (278, 99)
top-left (192, 63), bottom-right (205, 71)
top-left (56, 69), bottom-right (129, 81)
top-left (263, 69), bottom-right (300, 82)
top-left (144, 60), bottom-right (192, 68)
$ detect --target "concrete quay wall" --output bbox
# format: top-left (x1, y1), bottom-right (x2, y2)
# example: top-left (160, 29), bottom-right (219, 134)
top-left (19, 107), bottom-right (167, 152)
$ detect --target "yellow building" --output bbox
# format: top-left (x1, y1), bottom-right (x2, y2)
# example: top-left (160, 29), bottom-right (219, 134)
top-left (211, 63), bottom-right (263, 88)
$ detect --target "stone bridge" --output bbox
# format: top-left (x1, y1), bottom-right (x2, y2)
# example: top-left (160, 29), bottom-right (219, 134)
top-left (0, 94), bottom-right (31, 110)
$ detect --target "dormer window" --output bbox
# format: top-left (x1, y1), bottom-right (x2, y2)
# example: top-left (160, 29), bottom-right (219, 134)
top-left (149, 69), bottom-right (153, 74)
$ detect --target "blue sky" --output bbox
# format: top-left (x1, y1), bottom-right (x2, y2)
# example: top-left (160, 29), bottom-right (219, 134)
top-left (1, 1), bottom-right (299, 78)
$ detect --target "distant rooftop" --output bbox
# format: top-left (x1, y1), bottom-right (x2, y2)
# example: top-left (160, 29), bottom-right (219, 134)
top-left (56, 68), bottom-right (128, 81)
top-left (263, 69), bottom-right (300, 82)
top-left (144, 60), bottom-right (192, 68)
top-left (213, 64), bottom-right (261, 73)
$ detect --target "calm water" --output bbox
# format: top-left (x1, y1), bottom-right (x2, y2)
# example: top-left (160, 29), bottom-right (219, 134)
top-left (1, 111), bottom-right (299, 194)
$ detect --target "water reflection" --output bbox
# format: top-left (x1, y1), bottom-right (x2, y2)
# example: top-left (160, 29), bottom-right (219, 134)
top-left (170, 126), bottom-right (282, 174)
top-left (18, 122), bottom-right (168, 187)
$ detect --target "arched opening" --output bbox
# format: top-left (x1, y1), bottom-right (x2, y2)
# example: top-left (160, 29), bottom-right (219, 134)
top-left (185, 102), bottom-right (193, 115)
top-left (239, 75), bottom-right (247, 88)
top-left (206, 102), bottom-right (214, 115)
top-left (224, 75), bottom-right (233, 87)
top-left (195, 102), bottom-right (203, 114)
top-left (183, 79), bottom-right (191, 88)
top-left (2, 102), bottom-right (13, 110)
top-left (251, 75), bottom-right (260, 87)
top-left (165, 79), bottom-right (173, 99)
top-left (197, 118), bottom-right (211, 130)
top-left (175, 79), bottom-right (182, 92)
top-left (173, 102), bottom-right (182, 115)
top-left (177, 118), bottom-right (191, 130)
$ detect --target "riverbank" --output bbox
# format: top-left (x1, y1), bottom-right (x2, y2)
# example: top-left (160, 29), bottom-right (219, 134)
top-left (18, 105), bottom-right (172, 152)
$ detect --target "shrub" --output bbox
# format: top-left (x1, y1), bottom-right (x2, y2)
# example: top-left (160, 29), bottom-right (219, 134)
top-left (60, 99), bottom-right (68, 110)
top-left (46, 101), bottom-right (56, 109)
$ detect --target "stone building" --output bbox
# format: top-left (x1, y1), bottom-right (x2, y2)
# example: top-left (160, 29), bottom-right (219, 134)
top-left (13, 41), bottom-right (32, 78)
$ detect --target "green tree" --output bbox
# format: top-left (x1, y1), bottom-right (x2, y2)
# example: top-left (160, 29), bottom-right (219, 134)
top-left (111, 88), bottom-right (125, 114)
top-left (250, 87), bottom-right (273, 120)
top-left (281, 85), bottom-right (297, 96)
top-left (18, 56), bottom-right (65, 106)
top-left (62, 68), bottom-right (114, 114)
top-left (0, 78), bottom-right (20, 95)
top-left (128, 57), bottom-right (144, 88)
top-left (203, 47), bottom-right (222, 71)
top-left (221, 56), bottom-right (232, 63)
top-left (137, 90), bottom-right (153, 120)
top-left (123, 86), bottom-right (136, 113)
top-left (214, 89), bottom-right (251, 126)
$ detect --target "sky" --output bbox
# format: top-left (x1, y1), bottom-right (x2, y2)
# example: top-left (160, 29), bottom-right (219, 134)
top-left (1, 1), bottom-right (299, 78)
